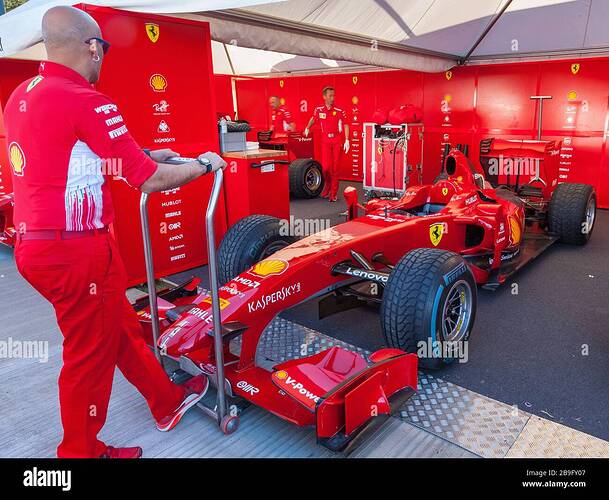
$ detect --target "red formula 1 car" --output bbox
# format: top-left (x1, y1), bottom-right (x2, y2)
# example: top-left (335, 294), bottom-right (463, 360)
top-left (136, 143), bottom-right (595, 451)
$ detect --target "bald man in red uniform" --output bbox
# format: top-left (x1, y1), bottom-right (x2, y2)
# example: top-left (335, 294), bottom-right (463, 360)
top-left (3, 6), bottom-right (226, 458)
top-left (304, 87), bottom-right (349, 202)
top-left (269, 96), bottom-right (295, 138)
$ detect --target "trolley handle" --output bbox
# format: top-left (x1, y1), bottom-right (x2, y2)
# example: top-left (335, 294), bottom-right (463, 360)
top-left (139, 154), bottom-right (227, 426)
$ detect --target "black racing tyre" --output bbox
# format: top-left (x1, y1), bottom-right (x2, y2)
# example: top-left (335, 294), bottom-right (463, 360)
top-left (289, 158), bottom-right (324, 198)
top-left (380, 248), bottom-right (477, 370)
top-left (548, 183), bottom-right (596, 245)
top-left (217, 215), bottom-right (295, 284)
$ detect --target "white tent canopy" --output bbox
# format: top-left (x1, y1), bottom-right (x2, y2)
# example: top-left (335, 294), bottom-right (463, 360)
top-left (2, 0), bottom-right (609, 75)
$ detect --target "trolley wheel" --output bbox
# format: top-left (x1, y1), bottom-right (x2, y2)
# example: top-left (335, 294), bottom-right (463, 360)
top-left (220, 414), bottom-right (240, 435)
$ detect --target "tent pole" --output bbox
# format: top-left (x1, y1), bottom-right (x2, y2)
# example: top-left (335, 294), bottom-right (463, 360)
top-left (459, 0), bottom-right (513, 65)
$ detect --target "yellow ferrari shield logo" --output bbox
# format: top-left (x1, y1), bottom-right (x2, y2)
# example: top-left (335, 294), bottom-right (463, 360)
top-left (445, 70), bottom-right (452, 81)
top-left (442, 187), bottom-right (449, 196)
top-left (352, 76), bottom-right (358, 85)
top-left (146, 23), bottom-right (160, 43)
top-left (571, 63), bottom-right (580, 75)
top-left (429, 223), bottom-right (444, 247)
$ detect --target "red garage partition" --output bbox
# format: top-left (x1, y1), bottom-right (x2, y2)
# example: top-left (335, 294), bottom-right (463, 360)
top-left (232, 58), bottom-right (609, 207)
top-left (82, 5), bottom-right (226, 285)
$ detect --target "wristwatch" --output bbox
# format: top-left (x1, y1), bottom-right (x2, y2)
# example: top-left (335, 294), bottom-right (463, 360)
top-left (196, 156), bottom-right (213, 174)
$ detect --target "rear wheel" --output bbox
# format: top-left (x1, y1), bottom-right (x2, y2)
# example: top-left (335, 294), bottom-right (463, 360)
top-left (548, 183), bottom-right (596, 245)
top-left (289, 158), bottom-right (324, 198)
top-left (217, 215), bottom-right (295, 284)
top-left (380, 248), bottom-right (477, 370)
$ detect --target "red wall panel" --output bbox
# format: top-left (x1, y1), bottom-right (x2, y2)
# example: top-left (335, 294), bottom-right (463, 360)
top-left (214, 74), bottom-right (235, 118)
top-left (230, 57), bottom-right (609, 206)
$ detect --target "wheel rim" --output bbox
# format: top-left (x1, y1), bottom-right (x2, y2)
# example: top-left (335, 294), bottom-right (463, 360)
top-left (305, 166), bottom-right (322, 192)
top-left (260, 239), bottom-right (290, 259)
top-left (585, 196), bottom-right (596, 235)
top-left (441, 279), bottom-right (473, 343)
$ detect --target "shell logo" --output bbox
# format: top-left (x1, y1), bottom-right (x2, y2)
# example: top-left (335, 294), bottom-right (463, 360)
top-left (352, 96), bottom-right (359, 105)
top-left (567, 90), bottom-right (577, 101)
top-left (509, 216), bottom-right (522, 245)
top-left (8, 142), bottom-right (25, 176)
top-left (275, 370), bottom-right (288, 380)
top-left (150, 73), bottom-right (167, 92)
top-left (249, 259), bottom-right (289, 278)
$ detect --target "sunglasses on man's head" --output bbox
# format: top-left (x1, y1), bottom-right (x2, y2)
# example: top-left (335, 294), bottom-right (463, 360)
top-left (85, 37), bottom-right (110, 55)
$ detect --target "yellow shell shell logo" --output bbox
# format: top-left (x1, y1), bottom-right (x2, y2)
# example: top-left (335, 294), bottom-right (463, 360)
top-left (279, 97), bottom-right (286, 105)
top-left (567, 90), bottom-right (577, 101)
top-left (571, 63), bottom-right (580, 75)
top-left (445, 70), bottom-right (453, 81)
top-left (250, 259), bottom-right (289, 278)
top-left (146, 23), bottom-right (160, 43)
top-left (275, 370), bottom-right (288, 380)
top-left (150, 73), bottom-right (167, 92)
top-left (352, 96), bottom-right (359, 105)
top-left (509, 216), bottom-right (522, 245)
top-left (8, 142), bottom-right (25, 176)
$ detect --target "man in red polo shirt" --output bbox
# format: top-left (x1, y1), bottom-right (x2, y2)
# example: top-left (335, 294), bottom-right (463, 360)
top-left (304, 86), bottom-right (350, 202)
top-left (269, 95), bottom-right (295, 137)
top-left (3, 6), bottom-right (226, 458)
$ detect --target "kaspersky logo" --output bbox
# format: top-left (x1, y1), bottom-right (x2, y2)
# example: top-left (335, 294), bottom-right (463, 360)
top-left (274, 370), bottom-right (321, 403)
top-left (8, 142), bottom-right (25, 176)
top-left (150, 73), bottom-right (167, 92)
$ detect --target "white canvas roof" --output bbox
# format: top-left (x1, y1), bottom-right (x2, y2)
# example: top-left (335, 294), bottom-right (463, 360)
top-left (2, 1), bottom-right (609, 75)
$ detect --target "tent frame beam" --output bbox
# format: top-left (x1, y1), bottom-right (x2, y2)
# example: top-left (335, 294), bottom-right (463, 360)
top-left (459, 0), bottom-right (513, 65)
top-left (203, 8), bottom-right (459, 63)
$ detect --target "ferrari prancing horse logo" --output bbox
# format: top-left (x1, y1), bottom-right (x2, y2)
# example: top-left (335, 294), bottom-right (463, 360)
top-left (442, 187), bottom-right (449, 196)
top-left (571, 63), bottom-right (580, 75)
top-left (429, 223), bottom-right (445, 247)
top-left (146, 23), bottom-right (160, 43)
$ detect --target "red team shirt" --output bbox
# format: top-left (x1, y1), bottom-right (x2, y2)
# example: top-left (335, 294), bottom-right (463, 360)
top-left (270, 105), bottom-right (293, 136)
top-left (312, 105), bottom-right (347, 143)
top-left (3, 61), bottom-right (157, 232)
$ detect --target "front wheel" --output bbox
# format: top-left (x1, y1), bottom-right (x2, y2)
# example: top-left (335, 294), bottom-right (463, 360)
top-left (380, 248), bottom-right (477, 370)
top-left (217, 215), bottom-right (295, 284)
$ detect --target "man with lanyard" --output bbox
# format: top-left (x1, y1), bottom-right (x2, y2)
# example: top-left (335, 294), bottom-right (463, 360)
top-left (269, 95), bottom-right (296, 137)
top-left (304, 86), bottom-right (350, 202)
top-left (3, 6), bottom-right (227, 458)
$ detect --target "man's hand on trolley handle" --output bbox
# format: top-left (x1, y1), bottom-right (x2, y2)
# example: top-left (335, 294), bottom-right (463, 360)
top-left (141, 150), bottom-right (227, 193)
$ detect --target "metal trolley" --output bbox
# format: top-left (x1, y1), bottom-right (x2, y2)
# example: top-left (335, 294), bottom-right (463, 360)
top-left (139, 162), bottom-right (238, 434)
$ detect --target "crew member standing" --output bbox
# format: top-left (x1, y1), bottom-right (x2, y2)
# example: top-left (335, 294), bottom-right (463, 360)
top-left (304, 87), bottom-right (349, 202)
top-left (3, 6), bottom-right (227, 458)
top-left (269, 95), bottom-right (295, 137)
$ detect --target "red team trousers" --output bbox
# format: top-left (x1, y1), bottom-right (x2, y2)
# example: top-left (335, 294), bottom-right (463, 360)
top-left (15, 232), bottom-right (184, 458)
top-left (321, 139), bottom-right (342, 198)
